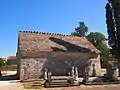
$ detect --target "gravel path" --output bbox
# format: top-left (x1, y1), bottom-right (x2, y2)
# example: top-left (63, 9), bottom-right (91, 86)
top-left (0, 80), bottom-right (24, 90)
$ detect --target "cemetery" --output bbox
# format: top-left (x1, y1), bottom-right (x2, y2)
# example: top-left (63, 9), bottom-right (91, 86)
top-left (15, 31), bottom-right (120, 88)
top-left (0, 0), bottom-right (120, 90)
top-left (17, 31), bottom-right (101, 81)
top-left (1, 31), bottom-right (120, 89)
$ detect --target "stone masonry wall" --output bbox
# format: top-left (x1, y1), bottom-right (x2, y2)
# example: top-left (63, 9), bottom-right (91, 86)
top-left (19, 52), bottom-right (101, 81)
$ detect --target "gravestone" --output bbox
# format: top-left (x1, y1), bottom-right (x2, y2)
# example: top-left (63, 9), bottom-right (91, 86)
top-left (106, 66), bottom-right (118, 81)
top-left (44, 69), bottom-right (48, 80)
top-left (47, 72), bottom-right (52, 84)
top-left (83, 67), bottom-right (89, 83)
top-left (92, 64), bottom-right (96, 76)
top-left (71, 66), bottom-right (75, 78)
top-left (75, 67), bottom-right (78, 80)
top-left (44, 72), bottom-right (52, 87)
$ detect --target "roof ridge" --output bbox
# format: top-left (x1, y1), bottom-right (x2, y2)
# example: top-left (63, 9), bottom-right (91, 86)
top-left (19, 30), bottom-right (78, 37)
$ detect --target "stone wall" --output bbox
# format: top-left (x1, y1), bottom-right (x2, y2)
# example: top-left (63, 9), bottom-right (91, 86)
top-left (19, 52), bottom-right (101, 81)
top-left (6, 59), bottom-right (18, 65)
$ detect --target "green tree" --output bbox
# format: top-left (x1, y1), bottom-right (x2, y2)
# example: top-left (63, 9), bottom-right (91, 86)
top-left (0, 58), bottom-right (4, 76)
top-left (86, 32), bottom-right (109, 67)
top-left (106, 0), bottom-right (120, 76)
top-left (71, 22), bottom-right (88, 37)
top-left (87, 32), bottom-right (106, 46)
top-left (71, 22), bottom-right (110, 68)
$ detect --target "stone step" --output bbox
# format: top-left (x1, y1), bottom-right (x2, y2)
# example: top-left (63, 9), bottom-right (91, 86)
top-left (51, 76), bottom-right (73, 80)
top-left (44, 82), bottom-right (80, 88)
top-left (44, 82), bottom-right (70, 87)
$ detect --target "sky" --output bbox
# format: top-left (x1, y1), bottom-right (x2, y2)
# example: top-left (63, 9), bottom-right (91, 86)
top-left (0, 0), bottom-right (107, 57)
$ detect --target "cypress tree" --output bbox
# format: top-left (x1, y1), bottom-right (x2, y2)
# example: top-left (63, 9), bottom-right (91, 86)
top-left (106, 0), bottom-right (120, 76)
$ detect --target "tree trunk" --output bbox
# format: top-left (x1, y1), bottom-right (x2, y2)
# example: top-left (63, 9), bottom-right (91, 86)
top-left (0, 67), bottom-right (2, 77)
top-left (119, 68), bottom-right (120, 77)
top-left (118, 61), bottom-right (120, 77)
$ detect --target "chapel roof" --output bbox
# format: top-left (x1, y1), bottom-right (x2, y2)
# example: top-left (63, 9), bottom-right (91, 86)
top-left (7, 56), bottom-right (17, 60)
top-left (18, 31), bottom-right (100, 54)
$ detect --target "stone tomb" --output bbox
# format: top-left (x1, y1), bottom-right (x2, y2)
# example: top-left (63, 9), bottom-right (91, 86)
top-left (44, 67), bottom-right (80, 87)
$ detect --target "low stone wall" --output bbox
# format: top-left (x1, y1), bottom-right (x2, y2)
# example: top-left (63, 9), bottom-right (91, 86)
top-left (6, 60), bottom-right (18, 65)
top-left (1, 65), bottom-right (17, 71)
top-left (19, 52), bottom-right (101, 81)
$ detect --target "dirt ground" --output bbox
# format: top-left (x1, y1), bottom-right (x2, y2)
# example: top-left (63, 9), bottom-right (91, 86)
top-left (0, 82), bottom-right (120, 90)
top-left (0, 81), bottom-right (23, 90)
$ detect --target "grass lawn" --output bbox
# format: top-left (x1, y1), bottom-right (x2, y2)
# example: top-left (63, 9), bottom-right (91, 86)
top-left (23, 80), bottom-right (45, 89)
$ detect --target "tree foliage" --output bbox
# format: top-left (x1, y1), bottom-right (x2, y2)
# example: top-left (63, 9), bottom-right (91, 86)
top-left (0, 58), bottom-right (4, 67)
top-left (106, 0), bottom-right (120, 75)
top-left (71, 22), bottom-right (88, 37)
top-left (0, 58), bottom-right (4, 76)
top-left (71, 22), bottom-right (110, 67)
top-left (87, 32), bottom-right (106, 46)
top-left (106, 0), bottom-right (120, 59)
top-left (86, 32), bottom-right (109, 67)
